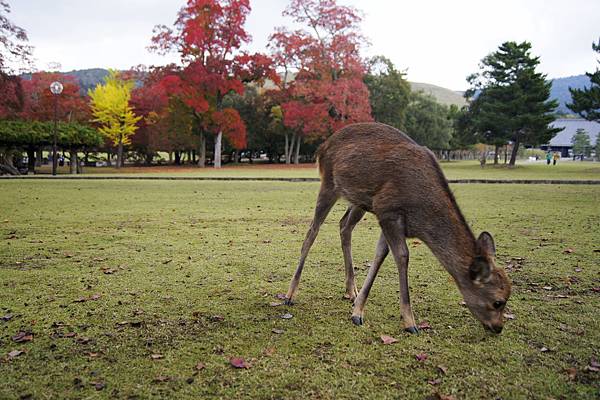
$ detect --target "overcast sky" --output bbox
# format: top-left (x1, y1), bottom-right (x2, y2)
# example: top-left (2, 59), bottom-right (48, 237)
top-left (9, 0), bottom-right (600, 90)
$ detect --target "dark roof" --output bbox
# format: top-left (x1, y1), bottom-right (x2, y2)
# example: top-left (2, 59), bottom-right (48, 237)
top-left (548, 119), bottom-right (599, 147)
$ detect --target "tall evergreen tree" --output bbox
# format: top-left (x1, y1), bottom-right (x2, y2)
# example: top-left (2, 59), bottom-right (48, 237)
top-left (568, 39), bottom-right (600, 123)
top-left (466, 41), bottom-right (560, 166)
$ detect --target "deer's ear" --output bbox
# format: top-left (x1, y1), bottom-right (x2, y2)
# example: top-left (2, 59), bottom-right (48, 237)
top-left (477, 231), bottom-right (496, 257)
top-left (469, 257), bottom-right (492, 283)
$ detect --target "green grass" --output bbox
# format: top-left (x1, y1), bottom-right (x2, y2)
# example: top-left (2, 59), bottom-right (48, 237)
top-left (1, 180), bottom-right (599, 399)
top-left (34, 159), bottom-right (600, 180)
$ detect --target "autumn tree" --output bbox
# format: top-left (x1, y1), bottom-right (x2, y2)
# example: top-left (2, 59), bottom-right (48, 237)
top-left (89, 70), bottom-right (141, 169)
top-left (466, 41), bottom-right (560, 166)
top-left (0, 1), bottom-right (32, 119)
top-left (568, 39), bottom-right (600, 124)
top-left (130, 66), bottom-right (171, 164)
top-left (151, 0), bottom-right (277, 168)
top-left (268, 0), bottom-right (372, 163)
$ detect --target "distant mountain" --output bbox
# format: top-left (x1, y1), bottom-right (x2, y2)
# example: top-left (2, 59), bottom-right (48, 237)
top-left (63, 68), bottom-right (109, 93)
top-left (549, 74), bottom-right (591, 115)
top-left (409, 82), bottom-right (467, 107)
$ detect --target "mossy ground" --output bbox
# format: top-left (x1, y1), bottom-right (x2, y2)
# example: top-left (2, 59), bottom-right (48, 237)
top-left (0, 178), bottom-right (599, 399)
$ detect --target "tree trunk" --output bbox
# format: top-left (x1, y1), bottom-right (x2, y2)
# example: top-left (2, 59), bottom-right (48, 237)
top-left (192, 150), bottom-right (196, 164)
top-left (69, 150), bottom-right (78, 174)
top-left (77, 154), bottom-right (83, 174)
top-left (285, 133), bottom-right (290, 164)
top-left (198, 132), bottom-right (206, 168)
top-left (509, 137), bottom-right (520, 167)
top-left (493, 144), bottom-right (499, 165)
top-left (106, 151), bottom-right (112, 167)
top-left (35, 150), bottom-right (42, 167)
top-left (504, 145), bottom-right (508, 164)
top-left (116, 139), bottom-right (124, 169)
top-left (27, 147), bottom-right (35, 174)
top-left (294, 134), bottom-right (301, 164)
top-left (174, 151), bottom-right (181, 165)
top-left (214, 131), bottom-right (222, 168)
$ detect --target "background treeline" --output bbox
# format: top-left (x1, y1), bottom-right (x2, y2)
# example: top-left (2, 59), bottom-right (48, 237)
top-left (1, 0), bottom-right (599, 174)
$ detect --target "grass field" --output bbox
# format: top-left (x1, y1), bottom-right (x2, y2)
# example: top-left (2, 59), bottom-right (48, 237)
top-left (1, 179), bottom-right (599, 399)
top-left (33, 159), bottom-right (600, 180)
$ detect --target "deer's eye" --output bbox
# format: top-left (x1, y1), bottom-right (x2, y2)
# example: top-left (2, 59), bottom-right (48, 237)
top-left (493, 300), bottom-right (505, 309)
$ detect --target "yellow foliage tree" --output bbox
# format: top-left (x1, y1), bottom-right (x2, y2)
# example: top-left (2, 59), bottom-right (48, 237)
top-left (89, 70), bottom-right (141, 168)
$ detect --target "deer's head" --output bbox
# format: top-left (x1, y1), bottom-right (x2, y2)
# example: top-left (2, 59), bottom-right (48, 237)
top-left (461, 232), bottom-right (512, 333)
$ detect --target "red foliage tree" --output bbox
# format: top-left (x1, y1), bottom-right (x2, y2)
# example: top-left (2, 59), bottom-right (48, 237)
top-left (129, 66), bottom-right (171, 164)
top-left (20, 72), bottom-right (88, 123)
top-left (0, 73), bottom-right (23, 118)
top-left (268, 0), bottom-right (372, 163)
top-left (150, 0), bottom-right (277, 167)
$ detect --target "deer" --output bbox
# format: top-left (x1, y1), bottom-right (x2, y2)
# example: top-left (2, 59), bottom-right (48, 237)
top-left (283, 122), bottom-right (511, 334)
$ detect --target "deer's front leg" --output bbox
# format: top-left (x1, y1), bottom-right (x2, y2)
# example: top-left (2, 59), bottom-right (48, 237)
top-left (351, 232), bottom-right (388, 325)
top-left (379, 218), bottom-right (418, 334)
top-left (339, 205), bottom-right (366, 301)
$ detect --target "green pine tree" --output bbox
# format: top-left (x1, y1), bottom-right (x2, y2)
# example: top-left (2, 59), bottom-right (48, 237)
top-left (571, 128), bottom-right (591, 157)
top-left (465, 42), bottom-right (561, 166)
top-left (568, 39), bottom-right (600, 123)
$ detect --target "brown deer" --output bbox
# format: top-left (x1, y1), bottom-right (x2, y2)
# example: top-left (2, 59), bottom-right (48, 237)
top-left (284, 122), bottom-right (511, 334)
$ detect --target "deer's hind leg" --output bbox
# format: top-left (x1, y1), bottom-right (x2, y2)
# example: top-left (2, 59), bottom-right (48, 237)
top-left (285, 185), bottom-right (338, 305)
top-left (339, 205), bottom-right (366, 301)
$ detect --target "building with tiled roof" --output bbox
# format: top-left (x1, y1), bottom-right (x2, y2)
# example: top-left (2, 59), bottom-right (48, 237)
top-left (541, 119), bottom-right (599, 157)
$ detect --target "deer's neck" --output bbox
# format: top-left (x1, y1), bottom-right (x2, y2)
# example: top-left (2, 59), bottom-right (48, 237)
top-left (422, 205), bottom-right (476, 286)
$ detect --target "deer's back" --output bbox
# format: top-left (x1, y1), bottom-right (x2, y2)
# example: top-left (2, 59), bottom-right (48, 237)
top-left (318, 123), bottom-right (451, 218)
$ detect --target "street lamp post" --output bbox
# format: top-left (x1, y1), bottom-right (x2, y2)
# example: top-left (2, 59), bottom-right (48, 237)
top-left (50, 81), bottom-right (63, 176)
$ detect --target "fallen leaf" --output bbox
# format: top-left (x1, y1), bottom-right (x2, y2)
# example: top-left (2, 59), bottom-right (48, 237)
top-left (12, 332), bottom-right (33, 343)
top-left (150, 354), bottom-right (164, 360)
top-left (209, 315), bottom-right (224, 322)
top-left (153, 376), bottom-right (171, 383)
top-left (271, 328), bottom-right (284, 334)
top-left (162, 259), bottom-right (172, 265)
top-left (503, 313), bottom-right (516, 320)
top-left (591, 287), bottom-right (600, 293)
top-left (1, 314), bottom-right (14, 321)
top-left (565, 367), bottom-right (577, 381)
top-left (563, 248), bottom-right (574, 254)
top-left (275, 293), bottom-right (287, 300)
top-left (63, 332), bottom-right (77, 338)
top-left (230, 357), bottom-right (250, 369)
top-left (263, 347), bottom-right (276, 356)
top-left (418, 321), bottom-right (432, 330)
top-left (281, 313), bottom-right (293, 319)
top-left (269, 302), bottom-right (282, 307)
top-left (543, 286), bottom-right (553, 291)
top-left (100, 267), bottom-right (117, 274)
top-left (195, 362), bottom-right (205, 371)
top-left (437, 365), bottom-right (448, 375)
top-left (540, 347), bottom-right (551, 352)
top-left (91, 382), bottom-right (105, 391)
top-left (428, 378), bottom-right (441, 386)
top-left (415, 352), bottom-right (429, 362)
top-left (587, 358), bottom-right (600, 372)
top-left (380, 335), bottom-right (398, 345)
top-left (7, 350), bottom-right (24, 358)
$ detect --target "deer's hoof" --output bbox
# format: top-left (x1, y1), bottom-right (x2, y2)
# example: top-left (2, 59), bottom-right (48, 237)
top-left (283, 298), bottom-right (294, 306)
top-left (404, 326), bottom-right (419, 335)
top-left (343, 293), bottom-right (356, 302)
top-left (351, 315), bottom-right (364, 326)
